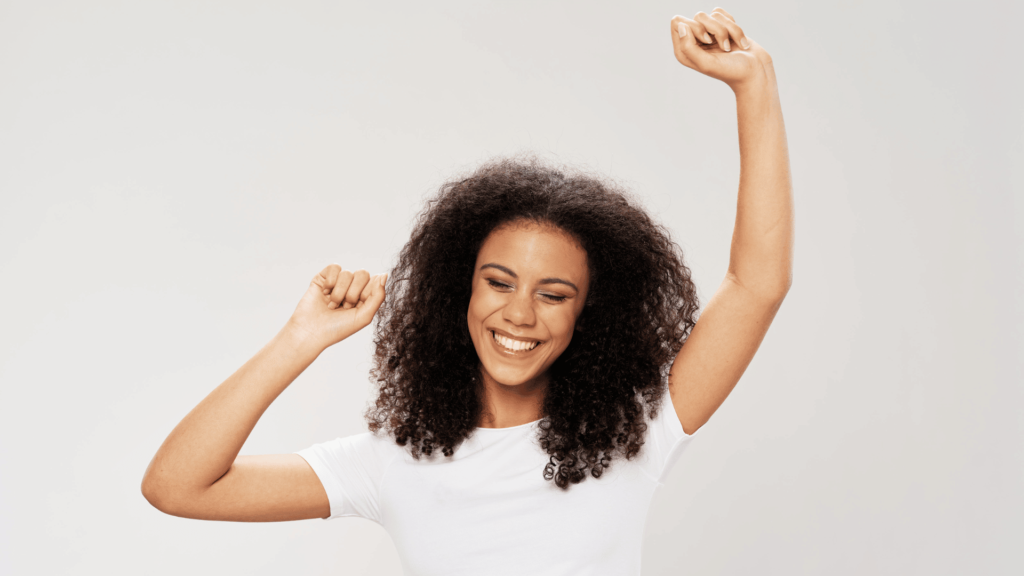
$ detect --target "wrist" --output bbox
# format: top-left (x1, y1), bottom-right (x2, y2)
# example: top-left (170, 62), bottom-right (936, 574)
top-left (279, 319), bottom-right (329, 357)
top-left (729, 59), bottom-right (777, 99)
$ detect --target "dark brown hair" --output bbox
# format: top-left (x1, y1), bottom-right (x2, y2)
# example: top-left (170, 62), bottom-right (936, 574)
top-left (365, 156), bottom-right (699, 489)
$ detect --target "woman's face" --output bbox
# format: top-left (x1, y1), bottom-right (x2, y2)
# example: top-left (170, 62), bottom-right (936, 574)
top-left (467, 220), bottom-right (590, 389)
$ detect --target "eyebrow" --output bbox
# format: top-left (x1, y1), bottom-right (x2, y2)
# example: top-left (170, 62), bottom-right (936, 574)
top-left (479, 263), bottom-right (579, 293)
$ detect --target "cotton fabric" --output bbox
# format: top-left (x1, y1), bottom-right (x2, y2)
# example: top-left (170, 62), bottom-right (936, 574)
top-left (297, 385), bottom-right (696, 576)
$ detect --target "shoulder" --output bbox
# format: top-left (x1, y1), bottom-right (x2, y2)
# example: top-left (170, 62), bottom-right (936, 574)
top-left (300, 431), bottom-right (406, 477)
top-left (295, 431), bottom-right (409, 522)
top-left (635, 382), bottom-right (696, 483)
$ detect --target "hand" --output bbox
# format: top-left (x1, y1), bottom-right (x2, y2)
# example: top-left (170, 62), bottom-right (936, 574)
top-left (670, 8), bottom-right (773, 91)
top-left (286, 264), bottom-right (388, 350)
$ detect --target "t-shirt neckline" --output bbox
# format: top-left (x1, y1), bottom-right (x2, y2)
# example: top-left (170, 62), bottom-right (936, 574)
top-left (473, 418), bottom-right (542, 431)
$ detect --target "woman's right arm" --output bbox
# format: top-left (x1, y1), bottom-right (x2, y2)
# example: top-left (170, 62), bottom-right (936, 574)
top-left (140, 265), bottom-right (387, 522)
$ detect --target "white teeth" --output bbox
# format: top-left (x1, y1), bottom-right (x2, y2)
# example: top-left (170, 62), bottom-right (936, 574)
top-left (492, 331), bottom-right (539, 352)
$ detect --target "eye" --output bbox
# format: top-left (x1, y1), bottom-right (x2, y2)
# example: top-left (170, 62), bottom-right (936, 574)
top-left (486, 279), bottom-right (513, 291)
top-left (539, 293), bottom-right (567, 303)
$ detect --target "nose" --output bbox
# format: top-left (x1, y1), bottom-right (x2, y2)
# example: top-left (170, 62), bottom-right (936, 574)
top-left (502, 291), bottom-right (536, 326)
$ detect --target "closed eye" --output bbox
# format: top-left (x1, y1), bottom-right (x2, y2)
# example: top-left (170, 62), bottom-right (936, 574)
top-left (539, 293), bottom-right (567, 303)
top-left (486, 279), bottom-right (513, 291)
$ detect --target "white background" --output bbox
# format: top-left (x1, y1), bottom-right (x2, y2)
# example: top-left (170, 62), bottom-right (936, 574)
top-left (1, 1), bottom-right (1020, 574)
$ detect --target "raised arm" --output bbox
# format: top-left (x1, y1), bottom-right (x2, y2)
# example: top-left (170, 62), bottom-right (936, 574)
top-left (141, 266), bottom-right (387, 521)
top-left (666, 9), bottom-right (794, 434)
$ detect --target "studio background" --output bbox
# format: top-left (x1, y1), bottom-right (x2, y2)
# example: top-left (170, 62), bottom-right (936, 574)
top-left (1, 1), bottom-right (1020, 574)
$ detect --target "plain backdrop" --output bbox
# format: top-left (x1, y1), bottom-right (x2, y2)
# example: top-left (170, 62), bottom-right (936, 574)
top-left (1, 1), bottom-right (1020, 574)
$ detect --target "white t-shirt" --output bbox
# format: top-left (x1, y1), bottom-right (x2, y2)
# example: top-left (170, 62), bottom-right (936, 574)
top-left (297, 385), bottom-right (696, 576)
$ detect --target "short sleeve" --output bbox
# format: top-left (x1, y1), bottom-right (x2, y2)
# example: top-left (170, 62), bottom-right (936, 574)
top-left (296, 432), bottom-right (398, 523)
top-left (640, 383), bottom-right (697, 484)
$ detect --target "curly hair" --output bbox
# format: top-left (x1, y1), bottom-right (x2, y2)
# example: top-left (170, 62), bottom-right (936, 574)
top-left (365, 156), bottom-right (700, 489)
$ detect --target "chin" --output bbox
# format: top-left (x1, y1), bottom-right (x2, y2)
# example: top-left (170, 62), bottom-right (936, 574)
top-left (479, 359), bottom-right (549, 388)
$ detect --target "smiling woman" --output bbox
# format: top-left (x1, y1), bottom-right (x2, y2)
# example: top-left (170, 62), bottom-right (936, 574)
top-left (364, 157), bottom-right (702, 490)
top-left (141, 7), bottom-right (792, 575)
top-left (469, 223), bottom-right (590, 415)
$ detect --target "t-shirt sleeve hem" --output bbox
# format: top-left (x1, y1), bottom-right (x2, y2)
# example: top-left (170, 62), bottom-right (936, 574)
top-left (296, 446), bottom-right (354, 521)
top-left (653, 387), bottom-right (699, 484)
top-left (664, 384), bottom-right (698, 441)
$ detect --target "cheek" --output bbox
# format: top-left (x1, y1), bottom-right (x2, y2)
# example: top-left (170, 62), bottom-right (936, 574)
top-left (543, 310), bottom-right (579, 343)
top-left (467, 287), bottom-right (499, 327)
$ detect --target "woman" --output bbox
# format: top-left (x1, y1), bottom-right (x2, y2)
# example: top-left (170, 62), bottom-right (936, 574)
top-left (142, 8), bottom-right (792, 574)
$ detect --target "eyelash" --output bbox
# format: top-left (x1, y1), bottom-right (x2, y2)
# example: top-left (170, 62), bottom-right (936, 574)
top-left (486, 279), bottom-right (567, 303)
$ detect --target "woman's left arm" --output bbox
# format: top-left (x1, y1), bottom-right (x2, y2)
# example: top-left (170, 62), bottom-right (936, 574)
top-left (666, 9), bottom-right (793, 435)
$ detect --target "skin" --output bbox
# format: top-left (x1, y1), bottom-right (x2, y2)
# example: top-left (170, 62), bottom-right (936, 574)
top-left (467, 221), bottom-right (589, 429)
top-left (668, 8), bottom-right (793, 435)
top-left (141, 7), bottom-right (792, 522)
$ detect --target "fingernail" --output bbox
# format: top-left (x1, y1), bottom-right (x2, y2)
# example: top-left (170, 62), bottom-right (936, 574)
top-left (323, 288), bottom-right (330, 295)
top-left (327, 301), bottom-right (337, 309)
top-left (723, 38), bottom-right (730, 52)
top-left (676, 22), bottom-right (687, 38)
top-left (741, 38), bottom-right (751, 49)
top-left (703, 33), bottom-right (712, 43)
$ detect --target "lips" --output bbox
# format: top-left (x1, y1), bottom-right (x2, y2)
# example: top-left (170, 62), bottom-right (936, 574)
top-left (491, 330), bottom-right (542, 353)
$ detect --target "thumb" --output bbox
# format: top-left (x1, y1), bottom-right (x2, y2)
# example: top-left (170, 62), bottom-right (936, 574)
top-left (354, 273), bottom-right (388, 326)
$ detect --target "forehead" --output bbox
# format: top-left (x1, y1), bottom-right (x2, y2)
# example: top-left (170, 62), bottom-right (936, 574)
top-left (475, 221), bottom-right (589, 279)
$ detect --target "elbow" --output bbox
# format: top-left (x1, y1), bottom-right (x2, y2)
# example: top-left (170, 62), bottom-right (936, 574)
top-left (759, 266), bottom-right (792, 304)
top-left (141, 458), bottom-right (221, 518)
top-left (141, 472), bottom-right (188, 517)
top-left (141, 474), bottom-right (171, 514)
top-left (770, 272), bottom-right (792, 303)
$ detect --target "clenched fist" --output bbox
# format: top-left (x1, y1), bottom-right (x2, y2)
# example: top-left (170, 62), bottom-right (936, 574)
top-left (287, 264), bottom-right (388, 350)
top-left (670, 8), bottom-right (774, 91)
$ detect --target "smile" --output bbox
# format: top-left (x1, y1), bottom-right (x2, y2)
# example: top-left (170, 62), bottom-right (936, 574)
top-left (491, 330), bottom-right (541, 353)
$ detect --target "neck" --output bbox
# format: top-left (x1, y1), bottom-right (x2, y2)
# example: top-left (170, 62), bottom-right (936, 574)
top-left (477, 370), bottom-right (547, 429)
